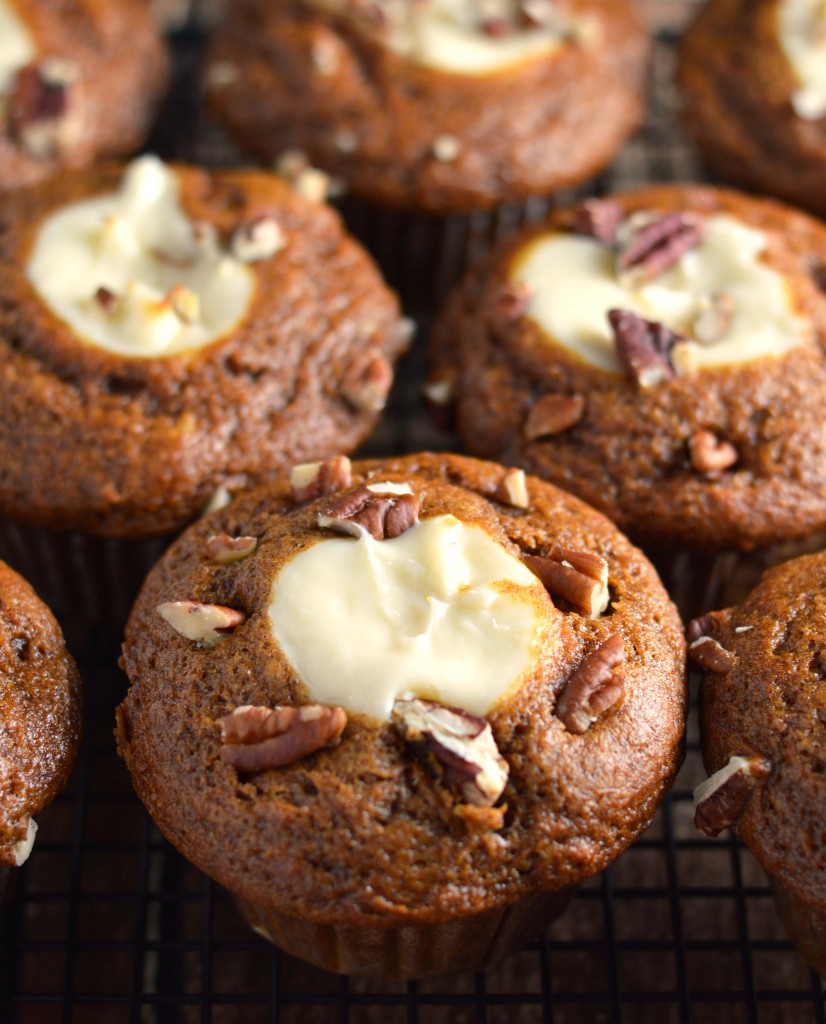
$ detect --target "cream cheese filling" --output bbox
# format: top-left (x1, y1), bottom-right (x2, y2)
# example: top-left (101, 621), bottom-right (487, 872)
top-left (778, 0), bottom-right (826, 121)
top-left (26, 156), bottom-right (256, 358)
top-left (0, 0), bottom-right (35, 95)
top-left (269, 513), bottom-right (551, 721)
top-left (510, 214), bottom-right (809, 374)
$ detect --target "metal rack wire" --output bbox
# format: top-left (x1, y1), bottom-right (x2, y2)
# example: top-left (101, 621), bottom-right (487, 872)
top-left (1, 1), bottom-right (825, 1020)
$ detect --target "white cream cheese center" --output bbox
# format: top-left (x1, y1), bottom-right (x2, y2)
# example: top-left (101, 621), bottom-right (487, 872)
top-left (26, 156), bottom-right (255, 358)
top-left (510, 215), bottom-right (809, 374)
top-left (269, 514), bottom-right (550, 721)
top-left (0, 0), bottom-right (35, 95)
top-left (778, 0), bottom-right (826, 121)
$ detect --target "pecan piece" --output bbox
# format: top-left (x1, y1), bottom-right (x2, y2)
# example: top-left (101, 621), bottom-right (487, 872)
top-left (688, 430), bottom-right (738, 477)
top-left (689, 635), bottom-right (736, 673)
top-left (556, 635), bottom-right (625, 733)
top-left (693, 293), bottom-right (734, 345)
top-left (617, 212), bottom-right (704, 282)
top-left (205, 534), bottom-right (258, 564)
top-left (318, 486), bottom-right (418, 540)
top-left (608, 309), bottom-right (681, 387)
top-left (693, 755), bottom-right (772, 838)
top-left (290, 456), bottom-right (353, 504)
top-left (432, 134), bottom-right (461, 162)
top-left (524, 394), bottom-right (585, 440)
top-left (571, 198), bottom-right (624, 246)
top-left (94, 286), bottom-right (119, 314)
top-left (525, 552), bottom-right (609, 617)
top-left (495, 280), bottom-right (534, 319)
top-left (274, 149), bottom-right (334, 203)
top-left (157, 601), bottom-right (246, 648)
top-left (493, 468), bottom-right (529, 509)
top-left (9, 58), bottom-right (81, 158)
top-left (231, 215), bottom-right (286, 263)
top-left (392, 698), bottom-right (508, 808)
top-left (341, 350), bottom-right (393, 413)
top-left (220, 704), bottom-right (347, 772)
top-left (686, 609), bottom-right (730, 644)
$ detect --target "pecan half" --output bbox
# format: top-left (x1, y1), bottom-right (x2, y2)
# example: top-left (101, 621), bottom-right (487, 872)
top-left (231, 216), bottom-right (286, 263)
top-left (556, 635), bottom-right (625, 733)
top-left (9, 58), bottom-right (80, 158)
top-left (290, 457), bottom-right (352, 505)
top-left (608, 309), bottom-right (681, 387)
top-left (341, 350), bottom-right (393, 413)
top-left (525, 550), bottom-right (609, 617)
top-left (493, 468), bottom-right (529, 509)
top-left (318, 486), bottom-right (418, 540)
top-left (689, 635), bottom-right (736, 673)
top-left (220, 704), bottom-right (347, 772)
top-left (693, 755), bottom-right (772, 838)
top-left (495, 280), bottom-right (534, 319)
top-left (617, 212), bottom-right (704, 282)
top-left (524, 394), bottom-right (585, 440)
top-left (205, 534), bottom-right (258, 564)
top-left (689, 430), bottom-right (738, 477)
top-left (392, 698), bottom-right (508, 808)
top-left (571, 198), bottom-right (624, 246)
top-left (156, 601), bottom-right (246, 648)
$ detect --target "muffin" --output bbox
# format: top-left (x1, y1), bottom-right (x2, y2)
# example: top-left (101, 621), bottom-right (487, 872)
top-left (204, 0), bottom-right (650, 216)
top-left (0, 155), bottom-right (407, 634)
top-left (429, 185), bottom-right (826, 560)
top-left (0, 560), bottom-right (82, 901)
top-left (689, 550), bottom-right (826, 976)
top-left (678, 0), bottom-right (826, 221)
top-left (0, 0), bottom-right (168, 192)
top-left (117, 451), bottom-right (686, 978)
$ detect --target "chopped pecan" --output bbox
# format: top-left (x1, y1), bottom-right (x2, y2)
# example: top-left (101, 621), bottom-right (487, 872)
top-left (689, 430), bottom-right (738, 476)
top-left (205, 534), bottom-right (257, 564)
top-left (493, 468), bottom-right (529, 510)
top-left (94, 286), bottom-right (119, 314)
top-left (290, 456), bottom-right (353, 504)
top-left (495, 280), bottom-right (534, 319)
top-left (608, 308), bottom-right (681, 387)
top-left (201, 485), bottom-right (232, 515)
top-left (168, 285), bottom-right (200, 325)
top-left (524, 394), bottom-right (585, 440)
top-left (693, 293), bottom-right (734, 345)
top-left (693, 755), bottom-right (771, 838)
top-left (231, 215), bottom-right (286, 263)
top-left (524, 550), bottom-right (609, 617)
top-left (341, 349), bottom-right (393, 413)
top-left (318, 486), bottom-right (418, 540)
top-left (689, 635), bottom-right (736, 673)
top-left (274, 149), bottom-right (333, 203)
top-left (157, 601), bottom-right (246, 648)
top-left (617, 212), bottom-right (704, 282)
top-left (556, 635), bottom-right (625, 733)
top-left (9, 58), bottom-right (80, 158)
top-left (220, 704), bottom-right (347, 772)
top-left (571, 198), bottom-right (624, 246)
top-left (686, 609), bottom-right (730, 644)
top-left (392, 698), bottom-right (508, 808)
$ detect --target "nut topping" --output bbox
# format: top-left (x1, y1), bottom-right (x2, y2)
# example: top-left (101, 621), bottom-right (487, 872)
top-left (686, 609), bottom-right (730, 644)
top-left (230, 216), bottom-right (286, 263)
top-left (524, 550), bottom-right (609, 618)
top-left (341, 349), bottom-right (393, 413)
top-left (496, 280), bottom-right (534, 319)
top-left (274, 149), bottom-right (334, 203)
top-left (693, 293), bottom-right (734, 345)
top-left (571, 198), bottom-right (624, 246)
top-left (493, 468), bottom-right (529, 509)
top-left (688, 430), bottom-right (738, 477)
top-left (689, 635), bottom-right (736, 673)
top-left (693, 755), bottom-right (772, 838)
top-left (156, 601), bottom-right (246, 648)
top-left (524, 394), bottom-right (585, 440)
top-left (432, 134), bottom-right (461, 163)
top-left (318, 486), bottom-right (419, 540)
top-left (608, 308), bottom-right (681, 387)
top-left (201, 485), bottom-right (232, 516)
top-left (205, 534), bottom-right (258, 564)
top-left (392, 698), bottom-right (508, 808)
top-left (9, 58), bottom-right (81, 159)
top-left (220, 704), bottom-right (347, 772)
top-left (556, 634), bottom-right (625, 733)
top-left (290, 456), bottom-right (353, 504)
top-left (617, 212), bottom-right (704, 283)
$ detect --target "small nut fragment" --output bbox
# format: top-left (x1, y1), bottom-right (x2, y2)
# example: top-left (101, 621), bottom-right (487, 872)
top-left (423, 368), bottom-right (457, 431)
top-left (524, 394), bottom-right (585, 440)
top-left (220, 704), bottom-right (347, 772)
top-left (94, 286), bottom-right (119, 314)
top-left (495, 279), bottom-right (534, 319)
top-left (432, 134), bottom-right (461, 162)
top-left (556, 634), bottom-right (625, 733)
top-left (290, 456), bottom-right (353, 503)
top-left (341, 349), bottom-right (393, 413)
top-left (693, 755), bottom-right (772, 838)
top-left (571, 198), bottom-right (623, 246)
top-left (688, 430), bottom-right (738, 477)
top-left (318, 486), bottom-right (419, 540)
top-left (231, 216), bottom-right (286, 263)
top-left (393, 698), bottom-right (508, 808)
top-left (608, 308), bottom-right (681, 387)
top-left (689, 635), bottom-right (736, 673)
top-left (201, 486), bottom-right (232, 515)
top-left (524, 550), bottom-right (609, 617)
top-left (493, 468), bottom-right (529, 509)
top-left (274, 149), bottom-right (333, 203)
top-left (205, 534), bottom-right (258, 564)
top-left (156, 601), bottom-right (246, 648)
top-left (692, 293), bottom-right (734, 345)
top-left (617, 212), bottom-right (704, 283)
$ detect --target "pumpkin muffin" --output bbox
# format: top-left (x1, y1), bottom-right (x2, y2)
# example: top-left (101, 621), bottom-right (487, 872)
top-left (0, 0), bottom-right (168, 192)
top-left (689, 550), bottom-right (826, 976)
top-left (678, 0), bottom-right (826, 221)
top-left (117, 451), bottom-right (686, 977)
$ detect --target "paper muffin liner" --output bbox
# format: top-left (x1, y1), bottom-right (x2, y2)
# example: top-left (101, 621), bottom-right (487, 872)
top-left (234, 887), bottom-right (573, 979)
top-left (771, 879), bottom-right (826, 978)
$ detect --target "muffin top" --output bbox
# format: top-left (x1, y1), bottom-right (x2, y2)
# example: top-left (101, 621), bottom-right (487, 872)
top-left (691, 550), bottom-right (826, 911)
top-left (0, 560), bottom-right (82, 867)
top-left (205, 0), bottom-right (649, 213)
top-left (0, 0), bottom-right (168, 192)
top-left (0, 157), bottom-right (405, 538)
top-left (430, 185), bottom-right (826, 551)
top-left (118, 452), bottom-right (686, 926)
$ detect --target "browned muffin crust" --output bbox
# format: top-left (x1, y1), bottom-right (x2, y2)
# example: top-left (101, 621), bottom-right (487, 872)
top-left (0, 560), bottom-right (82, 865)
top-left (430, 185), bottom-right (826, 552)
top-left (678, 0), bottom-right (826, 220)
top-left (696, 551), bottom-right (826, 916)
top-left (118, 452), bottom-right (686, 927)
top-left (0, 164), bottom-right (406, 539)
top-left (0, 0), bottom-right (169, 192)
top-left (205, 0), bottom-right (649, 215)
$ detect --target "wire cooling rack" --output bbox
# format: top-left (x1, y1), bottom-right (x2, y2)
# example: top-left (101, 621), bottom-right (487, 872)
top-left (2, 1), bottom-right (825, 1021)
